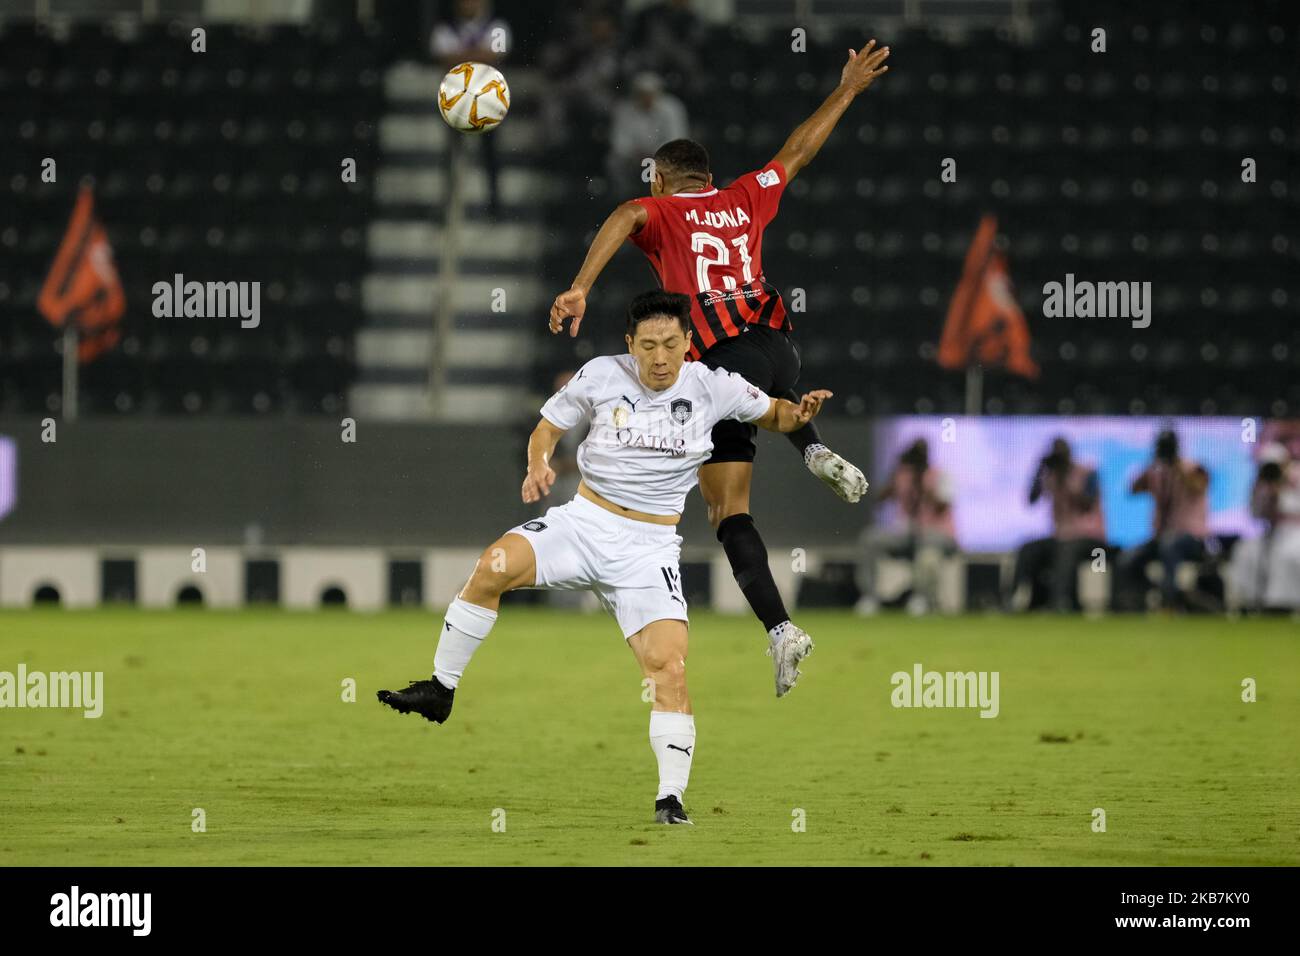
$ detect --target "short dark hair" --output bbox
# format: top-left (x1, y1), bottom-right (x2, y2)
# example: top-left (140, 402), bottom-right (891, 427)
top-left (626, 290), bottom-right (692, 337)
top-left (1155, 427), bottom-right (1179, 461)
top-left (901, 438), bottom-right (929, 471)
top-left (653, 138), bottom-right (710, 180)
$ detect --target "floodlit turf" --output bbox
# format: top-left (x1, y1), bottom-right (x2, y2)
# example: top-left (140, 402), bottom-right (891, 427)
top-left (0, 608), bottom-right (1296, 866)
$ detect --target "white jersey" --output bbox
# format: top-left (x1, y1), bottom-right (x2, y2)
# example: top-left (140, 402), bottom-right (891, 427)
top-left (539, 354), bottom-right (772, 516)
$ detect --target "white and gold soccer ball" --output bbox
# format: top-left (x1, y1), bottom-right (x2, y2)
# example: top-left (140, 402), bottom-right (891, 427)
top-left (437, 61), bottom-right (510, 134)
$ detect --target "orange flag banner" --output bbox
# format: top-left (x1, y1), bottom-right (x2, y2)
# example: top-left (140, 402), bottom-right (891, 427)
top-left (37, 185), bottom-right (125, 363)
top-left (938, 214), bottom-right (1038, 379)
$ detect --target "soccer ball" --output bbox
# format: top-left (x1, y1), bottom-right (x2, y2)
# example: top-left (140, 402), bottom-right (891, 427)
top-left (438, 62), bottom-right (510, 134)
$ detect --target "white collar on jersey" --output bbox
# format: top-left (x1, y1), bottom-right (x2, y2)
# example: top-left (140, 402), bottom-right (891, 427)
top-left (670, 188), bottom-right (718, 197)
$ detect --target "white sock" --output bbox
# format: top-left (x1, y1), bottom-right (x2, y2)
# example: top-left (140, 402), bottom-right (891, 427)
top-left (649, 710), bottom-right (696, 801)
top-left (767, 620), bottom-right (792, 646)
top-left (433, 598), bottom-right (497, 689)
top-left (802, 442), bottom-right (829, 465)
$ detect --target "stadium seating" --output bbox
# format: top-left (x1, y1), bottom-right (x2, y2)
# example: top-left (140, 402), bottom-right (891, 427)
top-left (4, 8), bottom-right (1297, 418)
top-left (540, 10), bottom-right (1299, 415)
top-left (0, 18), bottom-right (385, 415)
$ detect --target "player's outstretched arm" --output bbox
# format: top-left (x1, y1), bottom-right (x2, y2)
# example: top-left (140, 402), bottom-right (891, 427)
top-left (549, 201), bottom-right (650, 337)
top-left (522, 418), bottom-right (566, 503)
top-left (756, 389), bottom-right (833, 433)
top-left (772, 39), bottom-right (890, 181)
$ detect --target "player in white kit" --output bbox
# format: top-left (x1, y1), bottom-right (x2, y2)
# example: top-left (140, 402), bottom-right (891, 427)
top-left (378, 290), bottom-right (831, 824)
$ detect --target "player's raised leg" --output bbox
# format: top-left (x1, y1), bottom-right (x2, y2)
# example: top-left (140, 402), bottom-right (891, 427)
top-left (627, 618), bottom-right (695, 825)
top-left (376, 532), bottom-right (536, 723)
top-left (700, 459), bottom-right (814, 698)
top-left (782, 391), bottom-right (868, 503)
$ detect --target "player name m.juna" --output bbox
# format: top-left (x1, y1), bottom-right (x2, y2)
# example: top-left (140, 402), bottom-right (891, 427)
top-left (151, 273), bottom-right (260, 328)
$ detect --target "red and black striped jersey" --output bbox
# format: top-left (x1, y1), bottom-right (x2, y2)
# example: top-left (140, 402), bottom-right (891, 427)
top-left (628, 161), bottom-right (791, 361)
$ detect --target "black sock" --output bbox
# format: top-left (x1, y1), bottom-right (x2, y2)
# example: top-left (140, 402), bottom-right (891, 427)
top-left (716, 513), bottom-right (789, 632)
top-left (780, 389), bottom-right (824, 460)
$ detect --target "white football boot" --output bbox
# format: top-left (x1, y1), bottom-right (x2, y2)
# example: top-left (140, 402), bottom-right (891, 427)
top-left (767, 621), bottom-right (814, 698)
top-left (805, 445), bottom-right (869, 503)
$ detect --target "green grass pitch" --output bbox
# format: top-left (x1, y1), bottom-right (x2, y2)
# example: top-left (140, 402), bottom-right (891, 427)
top-left (1, 608), bottom-right (1296, 866)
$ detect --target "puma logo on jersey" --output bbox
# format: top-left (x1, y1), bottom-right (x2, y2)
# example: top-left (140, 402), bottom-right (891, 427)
top-left (667, 744), bottom-right (693, 756)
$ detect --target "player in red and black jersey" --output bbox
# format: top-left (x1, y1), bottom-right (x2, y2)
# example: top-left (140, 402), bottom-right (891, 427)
top-left (549, 41), bottom-right (890, 695)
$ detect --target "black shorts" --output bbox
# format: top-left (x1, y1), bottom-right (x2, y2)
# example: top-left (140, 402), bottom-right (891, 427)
top-left (698, 324), bottom-right (802, 465)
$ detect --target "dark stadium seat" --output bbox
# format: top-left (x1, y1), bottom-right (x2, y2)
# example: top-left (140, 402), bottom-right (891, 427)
top-left (0, 16), bottom-right (381, 416)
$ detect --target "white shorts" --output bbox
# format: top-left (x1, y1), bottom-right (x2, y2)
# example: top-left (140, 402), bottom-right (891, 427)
top-left (507, 494), bottom-right (688, 638)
